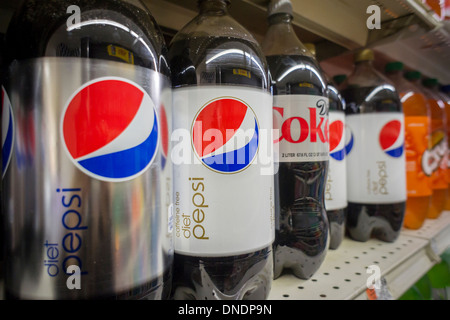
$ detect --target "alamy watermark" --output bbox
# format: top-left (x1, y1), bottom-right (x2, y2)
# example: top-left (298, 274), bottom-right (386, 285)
top-left (66, 5), bottom-right (81, 29)
top-left (66, 265), bottom-right (82, 290)
top-left (366, 264), bottom-right (381, 290)
top-left (367, 5), bottom-right (381, 30)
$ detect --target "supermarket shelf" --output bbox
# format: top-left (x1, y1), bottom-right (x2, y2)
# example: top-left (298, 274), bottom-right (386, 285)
top-left (269, 212), bottom-right (450, 300)
top-left (149, 0), bottom-right (450, 83)
top-left (154, 0), bottom-right (443, 47)
top-left (402, 211), bottom-right (450, 256)
top-left (0, 0), bottom-right (443, 47)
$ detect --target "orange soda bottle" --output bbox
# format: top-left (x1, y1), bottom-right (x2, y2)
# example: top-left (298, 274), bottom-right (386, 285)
top-left (386, 63), bottom-right (431, 229)
top-left (437, 84), bottom-right (450, 210)
top-left (417, 76), bottom-right (448, 219)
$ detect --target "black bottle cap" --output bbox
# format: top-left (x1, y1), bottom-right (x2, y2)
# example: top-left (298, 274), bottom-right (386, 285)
top-left (267, 0), bottom-right (293, 17)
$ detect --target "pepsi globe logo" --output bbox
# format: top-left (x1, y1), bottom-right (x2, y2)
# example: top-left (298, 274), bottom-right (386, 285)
top-left (329, 120), bottom-right (345, 161)
top-left (61, 78), bottom-right (159, 181)
top-left (344, 124), bottom-right (354, 156)
top-left (2, 86), bottom-right (14, 178)
top-left (192, 97), bottom-right (259, 174)
top-left (379, 120), bottom-right (404, 158)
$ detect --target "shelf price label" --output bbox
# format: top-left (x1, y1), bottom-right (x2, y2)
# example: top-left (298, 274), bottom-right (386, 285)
top-left (366, 276), bottom-right (393, 300)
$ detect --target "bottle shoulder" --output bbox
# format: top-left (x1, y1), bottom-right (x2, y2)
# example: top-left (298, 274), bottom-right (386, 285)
top-left (261, 22), bottom-right (311, 57)
top-left (346, 65), bottom-right (394, 89)
top-left (171, 12), bottom-right (258, 45)
top-left (6, 0), bottom-right (169, 74)
top-left (168, 12), bottom-right (269, 89)
top-left (266, 54), bottom-right (327, 96)
top-left (341, 62), bottom-right (402, 112)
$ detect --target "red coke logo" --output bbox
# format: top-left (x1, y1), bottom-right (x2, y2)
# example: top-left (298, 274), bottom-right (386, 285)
top-left (273, 98), bottom-right (329, 145)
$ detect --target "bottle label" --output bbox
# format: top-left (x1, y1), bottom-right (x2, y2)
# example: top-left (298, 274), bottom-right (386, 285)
top-left (346, 112), bottom-right (407, 203)
top-left (2, 86), bottom-right (14, 178)
top-left (424, 124), bottom-right (448, 190)
top-left (404, 116), bottom-right (432, 197)
top-left (172, 86), bottom-right (275, 256)
top-left (325, 110), bottom-right (347, 210)
top-left (273, 94), bottom-right (329, 163)
top-left (5, 58), bottom-right (172, 298)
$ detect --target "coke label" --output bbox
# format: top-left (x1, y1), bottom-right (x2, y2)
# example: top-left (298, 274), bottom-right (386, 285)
top-left (273, 95), bottom-right (329, 162)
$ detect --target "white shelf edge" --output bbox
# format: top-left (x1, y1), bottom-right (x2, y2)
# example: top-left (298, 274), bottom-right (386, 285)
top-left (269, 212), bottom-right (450, 300)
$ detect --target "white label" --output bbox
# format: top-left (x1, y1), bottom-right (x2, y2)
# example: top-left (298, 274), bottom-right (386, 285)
top-left (172, 86), bottom-right (275, 256)
top-left (273, 94), bottom-right (329, 162)
top-left (346, 113), bottom-right (406, 203)
top-left (325, 110), bottom-right (347, 210)
top-left (2, 86), bottom-right (14, 178)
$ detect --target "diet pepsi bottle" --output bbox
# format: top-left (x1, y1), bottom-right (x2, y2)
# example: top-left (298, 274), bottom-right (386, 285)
top-left (3, 0), bottom-right (173, 299)
top-left (168, 0), bottom-right (274, 299)
top-left (342, 49), bottom-right (406, 242)
top-left (261, 0), bottom-right (329, 279)
top-left (326, 78), bottom-right (347, 249)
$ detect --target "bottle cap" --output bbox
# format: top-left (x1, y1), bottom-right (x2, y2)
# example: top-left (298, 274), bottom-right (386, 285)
top-left (267, 0), bottom-right (293, 17)
top-left (385, 61), bottom-right (403, 73)
top-left (404, 70), bottom-right (421, 80)
top-left (304, 43), bottom-right (316, 57)
top-left (422, 78), bottom-right (438, 87)
top-left (354, 48), bottom-right (374, 62)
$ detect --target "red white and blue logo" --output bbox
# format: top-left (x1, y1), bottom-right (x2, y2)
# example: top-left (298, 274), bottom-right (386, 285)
top-left (379, 120), bottom-right (404, 158)
top-left (329, 120), bottom-right (345, 161)
top-left (192, 97), bottom-right (259, 174)
top-left (61, 78), bottom-right (159, 181)
top-left (2, 86), bottom-right (14, 178)
top-left (344, 124), bottom-right (354, 156)
top-left (159, 103), bottom-right (169, 170)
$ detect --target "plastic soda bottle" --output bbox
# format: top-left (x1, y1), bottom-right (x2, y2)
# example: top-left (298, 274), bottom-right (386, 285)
top-left (385, 62), bottom-right (431, 229)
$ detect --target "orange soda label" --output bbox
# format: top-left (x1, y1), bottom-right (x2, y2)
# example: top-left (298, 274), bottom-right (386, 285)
top-left (405, 116), bottom-right (432, 196)
top-left (426, 97), bottom-right (449, 190)
top-left (444, 101), bottom-right (450, 184)
top-left (426, 126), bottom-right (448, 190)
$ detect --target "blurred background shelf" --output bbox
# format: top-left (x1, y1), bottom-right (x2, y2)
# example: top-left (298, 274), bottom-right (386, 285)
top-left (269, 212), bottom-right (450, 300)
top-left (144, 0), bottom-right (450, 83)
top-left (1, 0), bottom-right (449, 83)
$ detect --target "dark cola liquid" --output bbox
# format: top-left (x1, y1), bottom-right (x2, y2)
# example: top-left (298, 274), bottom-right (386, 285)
top-left (267, 54), bottom-right (329, 279)
top-left (169, 36), bottom-right (272, 299)
top-left (342, 85), bottom-right (405, 242)
top-left (5, 0), bottom-right (171, 300)
top-left (327, 83), bottom-right (346, 250)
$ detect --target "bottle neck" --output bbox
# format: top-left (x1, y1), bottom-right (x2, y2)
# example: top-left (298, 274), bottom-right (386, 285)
top-left (424, 84), bottom-right (438, 93)
top-left (262, 13), bottom-right (307, 56)
top-left (198, 0), bottom-right (229, 15)
top-left (354, 60), bottom-right (374, 71)
top-left (408, 78), bottom-right (421, 87)
top-left (268, 12), bottom-right (293, 26)
top-left (386, 70), bottom-right (405, 87)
